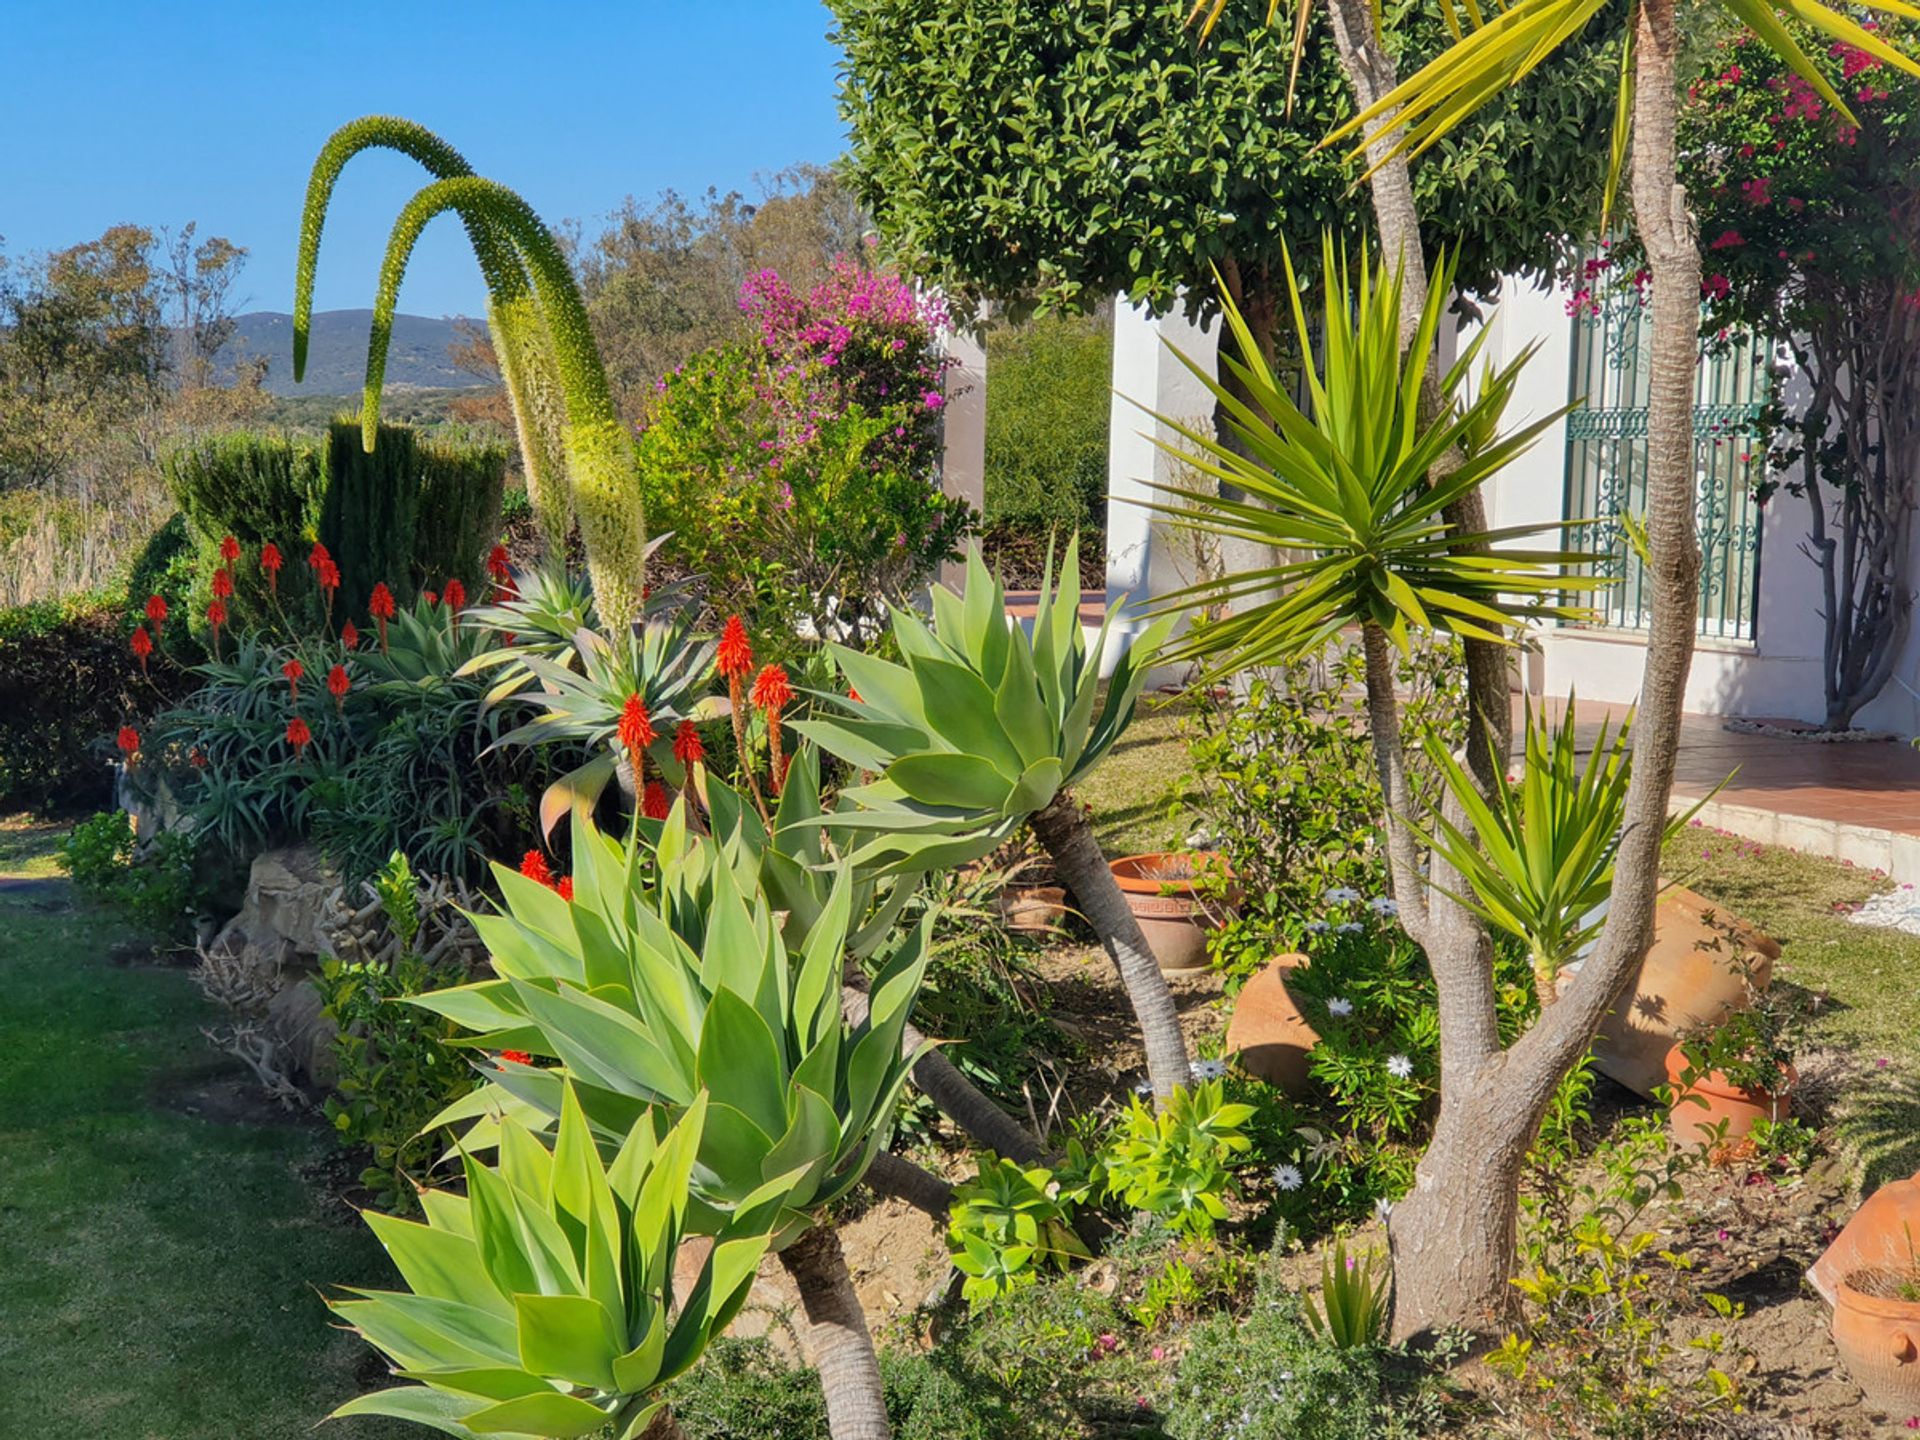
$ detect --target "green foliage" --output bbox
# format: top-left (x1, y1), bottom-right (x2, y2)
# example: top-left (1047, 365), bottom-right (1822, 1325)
top-left (1102, 1080), bottom-right (1254, 1238)
top-left (56, 812), bottom-right (202, 941)
top-left (1184, 641), bottom-right (1466, 979)
top-left (830, 0), bottom-right (1617, 321)
top-left (983, 313), bottom-right (1112, 544)
top-left (58, 810), bottom-right (134, 895)
top-left (416, 805), bottom-right (931, 1236)
top-left (124, 512), bottom-right (201, 667)
top-left (330, 1089), bottom-right (789, 1440)
top-left (797, 539), bottom-right (1169, 873)
top-left (1305, 1240), bottom-right (1390, 1349)
top-left (948, 1154), bottom-right (1091, 1303)
top-left (1150, 242), bottom-right (1587, 671)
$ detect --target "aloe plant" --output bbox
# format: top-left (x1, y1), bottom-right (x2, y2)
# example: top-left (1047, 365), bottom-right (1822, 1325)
top-left (295, 117), bottom-right (569, 558)
top-left (796, 539), bottom-right (1191, 1101)
top-left (330, 1087), bottom-right (791, 1439)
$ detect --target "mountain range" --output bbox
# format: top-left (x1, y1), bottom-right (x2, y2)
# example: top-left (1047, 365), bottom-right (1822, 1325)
top-left (220, 310), bottom-right (493, 395)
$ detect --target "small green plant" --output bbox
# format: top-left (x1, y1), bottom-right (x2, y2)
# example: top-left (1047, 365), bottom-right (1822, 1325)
top-left (1101, 1080), bottom-right (1254, 1238)
top-left (58, 811), bottom-right (202, 941)
top-left (1675, 953), bottom-right (1796, 1097)
top-left (1746, 1114), bottom-right (1822, 1173)
top-left (1127, 1255), bottom-right (1203, 1331)
top-left (58, 811), bottom-right (133, 897)
top-left (948, 1154), bottom-right (1091, 1304)
top-left (1305, 1240), bottom-right (1389, 1349)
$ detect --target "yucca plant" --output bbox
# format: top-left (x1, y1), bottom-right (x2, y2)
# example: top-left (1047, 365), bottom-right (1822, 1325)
top-left (415, 807), bottom-right (930, 1438)
top-left (330, 1087), bottom-right (793, 1439)
top-left (296, 120), bottom-right (648, 630)
top-left (1417, 700), bottom-right (1709, 1000)
top-left (796, 539), bottom-right (1192, 1101)
top-left (1304, 1239), bottom-right (1390, 1350)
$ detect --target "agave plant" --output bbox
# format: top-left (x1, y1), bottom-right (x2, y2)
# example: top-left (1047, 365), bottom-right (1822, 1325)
top-left (796, 539), bottom-right (1191, 1101)
top-left (296, 119), bottom-right (648, 630)
top-left (330, 1087), bottom-right (794, 1439)
top-left (1417, 699), bottom-right (1710, 1000)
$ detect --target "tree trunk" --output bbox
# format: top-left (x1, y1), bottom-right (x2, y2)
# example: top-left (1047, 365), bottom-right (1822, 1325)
top-left (1386, 0), bottom-right (1702, 1339)
top-left (779, 1225), bottom-right (892, 1440)
top-left (863, 1150), bottom-right (955, 1220)
top-left (1028, 791), bottom-right (1191, 1102)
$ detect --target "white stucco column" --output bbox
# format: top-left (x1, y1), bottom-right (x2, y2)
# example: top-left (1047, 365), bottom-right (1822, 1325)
top-left (938, 321), bottom-right (987, 591)
top-left (1103, 298), bottom-right (1219, 675)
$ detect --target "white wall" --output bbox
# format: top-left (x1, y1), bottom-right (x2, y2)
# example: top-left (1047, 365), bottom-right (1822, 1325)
top-left (937, 321), bottom-right (988, 593)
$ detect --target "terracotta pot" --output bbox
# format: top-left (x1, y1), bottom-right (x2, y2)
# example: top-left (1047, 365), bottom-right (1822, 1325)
top-left (1224, 953), bottom-right (1318, 1093)
top-left (1811, 1168), bottom-right (1920, 1308)
top-left (1591, 884), bottom-right (1780, 1098)
top-left (999, 884), bottom-right (1067, 935)
top-left (1662, 1043), bottom-right (1794, 1149)
top-left (1108, 852), bottom-right (1235, 973)
top-left (1831, 1267), bottom-right (1920, 1417)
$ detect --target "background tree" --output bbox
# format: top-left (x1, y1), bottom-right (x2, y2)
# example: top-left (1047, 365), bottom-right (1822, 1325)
top-left (1678, 23), bottom-right (1920, 730)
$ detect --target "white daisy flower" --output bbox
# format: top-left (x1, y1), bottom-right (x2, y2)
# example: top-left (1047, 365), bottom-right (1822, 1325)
top-left (1374, 1197), bottom-right (1394, 1222)
top-left (1134, 1079), bottom-right (1155, 1095)
top-left (1322, 886), bottom-right (1362, 904)
top-left (1326, 996), bottom-right (1354, 1017)
top-left (1305, 919), bottom-right (1330, 934)
top-left (1190, 1058), bottom-right (1229, 1082)
top-left (1368, 896), bottom-right (1399, 916)
top-left (1271, 1162), bottom-right (1304, 1192)
top-left (1335, 921), bottom-right (1364, 935)
top-left (1386, 1054), bottom-right (1414, 1079)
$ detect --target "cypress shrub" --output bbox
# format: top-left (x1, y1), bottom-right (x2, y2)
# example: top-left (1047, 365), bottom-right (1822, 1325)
top-left (320, 419), bottom-right (425, 617)
top-left (412, 431), bottom-right (508, 592)
top-left (165, 432), bottom-right (327, 634)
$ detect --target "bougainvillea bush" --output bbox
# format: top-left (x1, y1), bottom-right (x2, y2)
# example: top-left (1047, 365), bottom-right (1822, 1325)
top-left (636, 256), bottom-right (972, 648)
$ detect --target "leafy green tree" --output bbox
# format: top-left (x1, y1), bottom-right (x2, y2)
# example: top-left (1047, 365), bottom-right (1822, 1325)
top-left (983, 313), bottom-right (1113, 554)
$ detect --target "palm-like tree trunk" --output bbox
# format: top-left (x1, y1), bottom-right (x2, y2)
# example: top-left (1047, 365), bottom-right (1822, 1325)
top-left (779, 1225), bottom-right (893, 1440)
top-left (1380, 0), bottom-right (1701, 1337)
top-left (1029, 791), bottom-right (1191, 1102)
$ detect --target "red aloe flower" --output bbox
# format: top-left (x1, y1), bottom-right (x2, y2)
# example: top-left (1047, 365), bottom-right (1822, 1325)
top-left (673, 719), bottom-right (705, 766)
top-left (282, 657), bottom-right (304, 701)
top-left (260, 542), bottom-right (283, 593)
top-left (219, 534), bottom-right (241, 566)
top-left (317, 556), bottom-right (341, 598)
top-left (340, 620), bottom-right (359, 650)
top-left (716, 615), bottom-right (753, 679)
top-left (555, 876), bottom-right (574, 902)
top-left (499, 1049), bottom-right (533, 1065)
top-left (130, 625), bottom-right (152, 672)
top-left (211, 567), bottom-right (234, 600)
top-left (327, 663), bottom-right (350, 712)
top-left (422, 589), bottom-right (438, 609)
top-left (519, 849), bottom-right (556, 889)
top-left (368, 582), bottom-right (395, 653)
top-left (848, 686), bottom-right (863, 704)
top-left (751, 664), bottom-right (793, 795)
top-left (442, 578), bottom-right (466, 612)
top-left (117, 725), bottom-right (140, 757)
top-left (145, 593), bottom-right (168, 635)
top-left (286, 715), bottom-right (312, 755)
top-left (642, 781), bottom-right (671, 820)
top-left (486, 544), bottom-right (512, 586)
top-left (206, 599), bottom-right (227, 659)
top-left (307, 541), bottom-right (332, 573)
top-left (617, 693), bottom-right (656, 790)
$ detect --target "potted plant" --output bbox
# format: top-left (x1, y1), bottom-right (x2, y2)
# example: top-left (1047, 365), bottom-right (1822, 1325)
top-left (1107, 849), bottom-right (1235, 972)
top-left (1664, 978), bottom-right (1796, 1151)
top-left (1831, 1235), bottom-right (1920, 1417)
top-left (992, 834), bottom-right (1068, 936)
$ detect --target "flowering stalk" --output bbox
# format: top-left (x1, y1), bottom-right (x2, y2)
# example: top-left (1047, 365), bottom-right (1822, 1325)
top-left (130, 626), bottom-right (152, 675)
top-left (715, 615), bottom-right (767, 818)
top-left (616, 692), bottom-right (656, 807)
top-left (750, 663), bottom-right (794, 796)
top-left (327, 663), bottom-right (350, 715)
top-left (206, 600), bottom-right (226, 660)
top-left (144, 594), bottom-right (167, 638)
top-left (261, 542), bottom-right (283, 596)
top-left (283, 658), bottom-right (304, 703)
top-left (286, 715), bottom-right (312, 758)
top-left (369, 582), bottom-right (395, 654)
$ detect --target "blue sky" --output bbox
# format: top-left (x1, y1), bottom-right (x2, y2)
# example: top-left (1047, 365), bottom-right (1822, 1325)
top-left (1, 1), bottom-right (847, 319)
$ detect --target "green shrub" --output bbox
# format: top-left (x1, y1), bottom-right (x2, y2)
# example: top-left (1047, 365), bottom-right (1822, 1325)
top-left (58, 810), bottom-right (134, 895)
top-left (56, 811), bottom-right (203, 941)
top-left (1101, 1079), bottom-right (1255, 1239)
top-left (983, 312), bottom-right (1112, 541)
top-left (124, 513), bottom-right (202, 668)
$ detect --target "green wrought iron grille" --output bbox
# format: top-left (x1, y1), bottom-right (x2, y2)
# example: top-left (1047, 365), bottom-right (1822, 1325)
top-left (1562, 284), bottom-right (1770, 640)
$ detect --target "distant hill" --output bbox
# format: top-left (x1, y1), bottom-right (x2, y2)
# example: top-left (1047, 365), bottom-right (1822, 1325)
top-left (220, 310), bottom-right (494, 395)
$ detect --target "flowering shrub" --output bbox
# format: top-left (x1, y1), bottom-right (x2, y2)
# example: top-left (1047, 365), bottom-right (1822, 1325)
top-left (635, 257), bottom-right (972, 645)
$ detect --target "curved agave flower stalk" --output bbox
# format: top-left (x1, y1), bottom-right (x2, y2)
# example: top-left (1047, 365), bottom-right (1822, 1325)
top-left (330, 1087), bottom-right (792, 1440)
top-left (364, 175), bottom-right (646, 630)
top-left (795, 539), bottom-right (1192, 1102)
top-left (294, 117), bottom-right (571, 555)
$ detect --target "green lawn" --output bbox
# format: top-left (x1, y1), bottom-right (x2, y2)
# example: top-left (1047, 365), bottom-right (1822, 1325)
top-left (0, 823), bottom-right (403, 1440)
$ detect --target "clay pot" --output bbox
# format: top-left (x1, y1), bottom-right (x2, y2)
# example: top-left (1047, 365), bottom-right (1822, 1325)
top-left (999, 884), bottom-right (1067, 935)
top-left (1108, 852), bottom-right (1235, 973)
top-left (1811, 1168), bottom-right (1920, 1308)
top-left (1831, 1267), bottom-right (1920, 1417)
top-left (1662, 1043), bottom-right (1794, 1149)
top-left (1224, 953), bottom-right (1318, 1093)
top-left (1591, 884), bottom-right (1780, 1098)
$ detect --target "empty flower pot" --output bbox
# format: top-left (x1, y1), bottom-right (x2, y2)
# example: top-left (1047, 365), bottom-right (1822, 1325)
top-left (1108, 851), bottom-right (1234, 973)
top-left (1811, 1167), bottom-right (1920, 1308)
top-left (1223, 952), bottom-right (1318, 1093)
top-left (1831, 1267), bottom-right (1920, 1417)
top-left (1663, 1043), bottom-right (1794, 1150)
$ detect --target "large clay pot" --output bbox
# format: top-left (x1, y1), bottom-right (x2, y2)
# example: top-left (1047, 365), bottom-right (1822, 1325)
top-left (1591, 884), bottom-right (1780, 1098)
top-left (1108, 852), bottom-right (1234, 973)
top-left (1000, 884), bottom-right (1067, 935)
top-left (1663, 1043), bottom-right (1794, 1149)
top-left (1831, 1267), bottom-right (1920, 1417)
top-left (1811, 1168), bottom-right (1920, 1307)
top-left (1224, 953), bottom-right (1319, 1093)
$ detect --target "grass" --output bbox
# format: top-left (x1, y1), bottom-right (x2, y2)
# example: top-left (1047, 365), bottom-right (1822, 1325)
top-left (0, 812), bottom-right (67, 878)
top-left (0, 820), bottom-right (404, 1440)
top-left (1075, 691), bottom-right (1198, 858)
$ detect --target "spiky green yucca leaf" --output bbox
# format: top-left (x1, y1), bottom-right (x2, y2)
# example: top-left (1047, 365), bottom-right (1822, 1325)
top-left (794, 537), bottom-right (1170, 874)
top-left (294, 117), bottom-right (571, 550)
top-left (415, 805), bottom-right (931, 1239)
top-left (1141, 239), bottom-right (1596, 672)
top-left (330, 1088), bottom-right (797, 1440)
top-left (1416, 699), bottom-right (1709, 991)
